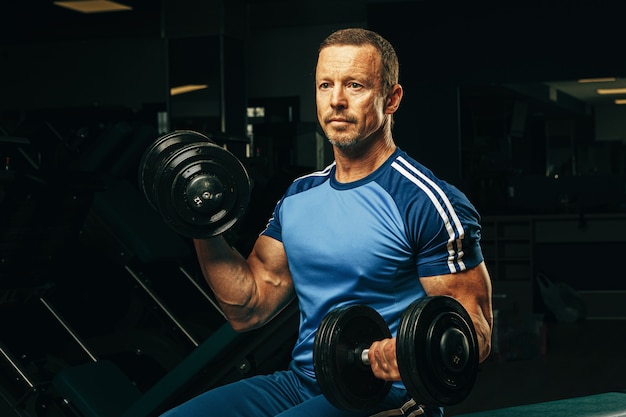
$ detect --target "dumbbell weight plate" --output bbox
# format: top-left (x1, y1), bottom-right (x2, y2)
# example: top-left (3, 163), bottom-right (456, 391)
top-left (138, 130), bottom-right (209, 210)
top-left (313, 305), bottom-right (392, 411)
top-left (157, 141), bottom-right (250, 238)
top-left (396, 296), bottom-right (479, 407)
top-left (138, 130), bottom-right (251, 238)
top-left (152, 140), bottom-right (250, 239)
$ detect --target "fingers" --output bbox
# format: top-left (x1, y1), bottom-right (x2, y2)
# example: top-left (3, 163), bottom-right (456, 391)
top-left (368, 338), bottom-right (401, 381)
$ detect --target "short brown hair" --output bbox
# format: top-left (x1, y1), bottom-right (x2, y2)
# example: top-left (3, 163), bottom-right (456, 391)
top-left (318, 28), bottom-right (399, 96)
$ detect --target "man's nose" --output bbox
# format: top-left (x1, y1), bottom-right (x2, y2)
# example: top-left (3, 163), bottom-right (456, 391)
top-left (330, 87), bottom-right (347, 108)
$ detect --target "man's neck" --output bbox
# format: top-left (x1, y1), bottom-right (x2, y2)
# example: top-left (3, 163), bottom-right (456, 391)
top-left (333, 137), bottom-right (396, 183)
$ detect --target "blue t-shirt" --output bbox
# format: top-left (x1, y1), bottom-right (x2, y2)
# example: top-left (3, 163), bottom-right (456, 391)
top-left (261, 147), bottom-right (483, 379)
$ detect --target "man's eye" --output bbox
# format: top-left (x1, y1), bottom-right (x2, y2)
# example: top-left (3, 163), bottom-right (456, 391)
top-left (350, 83), bottom-right (361, 88)
top-left (320, 83), bottom-right (330, 89)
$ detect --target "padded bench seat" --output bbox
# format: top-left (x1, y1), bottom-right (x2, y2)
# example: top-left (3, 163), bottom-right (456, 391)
top-left (456, 392), bottom-right (626, 417)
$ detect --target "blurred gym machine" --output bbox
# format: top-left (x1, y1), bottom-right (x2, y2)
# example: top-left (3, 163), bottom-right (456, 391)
top-left (0, 119), bottom-right (298, 417)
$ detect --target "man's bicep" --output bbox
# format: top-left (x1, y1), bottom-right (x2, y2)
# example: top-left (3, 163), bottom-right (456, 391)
top-left (247, 235), bottom-right (295, 312)
top-left (249, 235), bottom-right (290, 277)
top-left (418, 262), bottom-right (492, 324)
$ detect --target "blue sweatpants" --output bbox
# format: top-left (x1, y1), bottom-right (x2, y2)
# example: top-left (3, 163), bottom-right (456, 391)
top-left (160, 362), bottom-right (443, 417)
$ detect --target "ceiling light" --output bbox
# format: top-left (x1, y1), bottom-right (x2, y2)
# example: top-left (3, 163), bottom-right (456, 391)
top-left (577, 77), bottom-right (617, 83)
top-left (170, 84), bottom-right (209, 96)
top-left (615, 99), bottom-right (626, 105)
top-left (53, 1), bottom-right (133, 14)
top-left (596, 88), bottom-right (626, 95)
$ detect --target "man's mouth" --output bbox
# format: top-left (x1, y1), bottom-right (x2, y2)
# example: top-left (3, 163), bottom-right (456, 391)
top-left (327, 117), bottom-right (352, 124)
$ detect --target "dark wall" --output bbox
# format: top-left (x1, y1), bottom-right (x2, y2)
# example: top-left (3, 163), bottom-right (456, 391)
top-left (370, 2), bottom-right (625, 84)
top-left (0, 38), bottom-right (167, 111)
top-left (369, 2), bottom-right (626, 185)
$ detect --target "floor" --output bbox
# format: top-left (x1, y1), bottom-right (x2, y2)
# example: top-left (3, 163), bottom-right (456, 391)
top-left (445, 319), bottom-right (626, 415)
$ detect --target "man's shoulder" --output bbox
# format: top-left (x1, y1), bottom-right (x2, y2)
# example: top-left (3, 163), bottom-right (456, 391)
top-left (284, 164), bottom-right (334, 197)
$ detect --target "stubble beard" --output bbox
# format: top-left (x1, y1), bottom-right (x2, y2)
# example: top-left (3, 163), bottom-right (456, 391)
top-left (323, 118), bottom-right (364, 149)
top-left (327, 133), bottom-right (363, 149)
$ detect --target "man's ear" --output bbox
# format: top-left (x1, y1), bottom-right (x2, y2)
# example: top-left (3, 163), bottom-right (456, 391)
top-left (385, 84), bottom-right (403, 114)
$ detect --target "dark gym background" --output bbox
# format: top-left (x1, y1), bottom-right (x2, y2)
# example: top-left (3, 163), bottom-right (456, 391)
top-left (1, 1), bottom-right (625, 416)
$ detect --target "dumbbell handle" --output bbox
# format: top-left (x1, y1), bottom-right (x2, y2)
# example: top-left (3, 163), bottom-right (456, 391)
top-left (361, 348), bottom-right (370, 365)
top-left (355, 347), bottom-right (371, 366)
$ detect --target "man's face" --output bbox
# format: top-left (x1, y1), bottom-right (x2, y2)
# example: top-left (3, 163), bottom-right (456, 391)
top-left (315, 44), bottom-right (388, 149)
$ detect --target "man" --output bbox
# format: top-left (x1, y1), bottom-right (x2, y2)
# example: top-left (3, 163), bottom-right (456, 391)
top-left (161, 27), bottom-right (492, 417)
